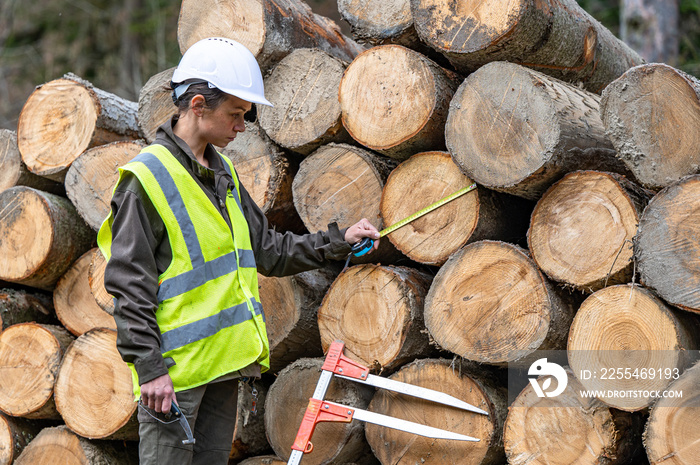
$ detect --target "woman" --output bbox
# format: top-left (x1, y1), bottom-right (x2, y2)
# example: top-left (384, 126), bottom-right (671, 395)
top-left (97, 37), bottom-right (379, 464)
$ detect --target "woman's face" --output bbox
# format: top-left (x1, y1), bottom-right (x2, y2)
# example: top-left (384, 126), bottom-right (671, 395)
top-left (197, 94), bottom-right (252, 147)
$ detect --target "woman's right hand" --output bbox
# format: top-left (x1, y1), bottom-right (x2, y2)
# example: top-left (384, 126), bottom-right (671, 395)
top-left (140, 373), bottom-right (176, 413)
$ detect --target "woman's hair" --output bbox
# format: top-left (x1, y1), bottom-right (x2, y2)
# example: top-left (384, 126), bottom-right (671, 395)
top-left (169, 80), bottom-right (229, 114)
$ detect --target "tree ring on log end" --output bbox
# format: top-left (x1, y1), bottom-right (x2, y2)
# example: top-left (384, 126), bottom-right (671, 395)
top-left (0, 188), bottom-right (53, 281)
top-left (177, 0), bottom-right (265, 58)
top-left (446, 61), bottom-right (559, 189)
top-left (339, 45), bottom-right (437, 151)
top-left (17, 79), bottom-right (99, 177)
top-left (424, 241), bottom-right (554, 365)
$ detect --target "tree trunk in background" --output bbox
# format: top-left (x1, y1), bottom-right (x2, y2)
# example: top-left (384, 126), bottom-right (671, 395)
top-left (621, 0), bottom-right (679, 66)
top-left (264, 357), bottom-right (377, 464)
top-left (177, 0), bottom-right (365, 72)
top-left (53, 248), bottom-right (116, 336)
top-left (528, 171), bottom-right (651, 293)
top-left (410, 0), bottom-right (643, 93)
top-left (505, 368), bottom-right (645, 465)
top-left (635, 175), bottom-right (700, 314)
top-left (568, 285), bottom-right (699, 412)
top-left (292, 142), bottom-right (401, 264)
top-left (365, 359), bottom-right (507, 465)
top-left (14, 426), bottom-right (137, 465)
top-left (381, 151), bottom-right (531, 265)
top-left (258, 48), bottom-right (351, 155)
top-left (601, 63), bottom-right (700, 190)
top-left (0, 323), bottom-right (74, 419)
top-left (260, 269), bottom-right (337, 372)
top-left (17, 73), bottom-right (141, 182)
top-left (54, 328), bottom-right (138, 440)
top-left (424, 241), bottom-right (576, 367)
top-left (317, 265), bottom-right (434, 373)
top-left (339, 45), bottom-right (460, 160)
top-left (446, 61), bottom-right (630, 201)
top-left (0, 187), bottom-right (95, 290)
top-left (0, 288), bottom-right (55, 331)
top-left (644, 360), bottom-right (700, 465)
top-left (137, 67), bottom-right (176, 144)
top-left (0, 413), bottom-right (44, 465)
top-left (0, 130), bottom-right (64, 196)
top-left (222, 122), bottom-right (306, 234)
top-left (65, 140), bottom-right (145, 231)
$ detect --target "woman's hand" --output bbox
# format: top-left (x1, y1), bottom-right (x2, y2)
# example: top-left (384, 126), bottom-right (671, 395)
top-left (345, 218), bottom-right (380, 253)
top-left (140, 373), bottom-right (177, 413)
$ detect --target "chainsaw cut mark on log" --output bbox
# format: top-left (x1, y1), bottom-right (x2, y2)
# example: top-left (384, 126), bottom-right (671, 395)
top-left (178, 0), bottom-right (265, 57)
top-left (568, 285), bottom-right (694, 412)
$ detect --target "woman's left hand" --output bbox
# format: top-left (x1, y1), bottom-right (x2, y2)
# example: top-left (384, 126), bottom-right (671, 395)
top-left (345, 218), bottom-right (380, 253)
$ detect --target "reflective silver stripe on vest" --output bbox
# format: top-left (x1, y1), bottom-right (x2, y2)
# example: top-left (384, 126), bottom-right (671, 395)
top-left (160, 298), bottom-right (264, 354)
top-left (157, 249), bottom-right (256, 302)
top-left (132, 152), bottom-right (204, 268)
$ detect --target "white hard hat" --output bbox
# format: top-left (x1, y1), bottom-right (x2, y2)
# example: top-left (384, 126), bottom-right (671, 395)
top-left (172, 37), bottom-right (272, 107)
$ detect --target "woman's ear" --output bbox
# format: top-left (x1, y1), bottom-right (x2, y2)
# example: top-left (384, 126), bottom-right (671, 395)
top-left (190, 95), bottom-right (206, 116)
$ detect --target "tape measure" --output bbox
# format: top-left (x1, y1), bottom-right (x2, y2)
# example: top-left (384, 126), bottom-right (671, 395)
top-left (351, 182), bottom-right (477, 257)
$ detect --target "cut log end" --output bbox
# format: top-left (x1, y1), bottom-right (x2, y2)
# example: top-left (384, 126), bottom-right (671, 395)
top-left (88, 250), bottom-right (114, 315)
top-left (528, 171), bottom-right (643, 292)
top-left (425, 241), bottom-right (574, 366)
top-left (381, 151), bottom-right (478, 265)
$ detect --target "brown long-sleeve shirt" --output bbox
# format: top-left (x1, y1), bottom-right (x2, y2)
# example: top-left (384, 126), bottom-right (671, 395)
top-left (104, 119), bottom-right (352, 386)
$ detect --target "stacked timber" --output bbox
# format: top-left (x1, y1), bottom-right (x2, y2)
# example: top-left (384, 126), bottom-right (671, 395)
top-left (601, 64), bottom-right (700, 189)
top-left (2, 0), bottom-right (700, 464)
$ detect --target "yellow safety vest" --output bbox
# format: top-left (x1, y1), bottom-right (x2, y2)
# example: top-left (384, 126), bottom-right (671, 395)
top-left (97, 144), bottom-right (269, 398)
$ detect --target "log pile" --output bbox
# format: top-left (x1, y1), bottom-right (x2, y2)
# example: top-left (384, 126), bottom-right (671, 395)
top-left (1, 0), bottom-right (699, 464)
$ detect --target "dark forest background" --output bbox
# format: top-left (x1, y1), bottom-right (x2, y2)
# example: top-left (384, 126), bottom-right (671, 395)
top-left (1, 0), bottom-right (699, 131)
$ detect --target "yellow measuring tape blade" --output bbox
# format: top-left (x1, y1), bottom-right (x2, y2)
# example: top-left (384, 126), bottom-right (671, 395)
top-left (379, 183), bottom-right (477, 238)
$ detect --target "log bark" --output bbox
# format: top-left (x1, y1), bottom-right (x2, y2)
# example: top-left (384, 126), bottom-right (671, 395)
top-left (0, 288), bottom-right (55, 331)
top-left (635, 175), bottom-right (700, 314)
top-left (568, 284), bottom-right (699, 412)
top-left (88, 247), bottom-right (114, 315)
top-left (177, 0), bottom-right (365, 72)
top-left (292, 143), bottom-right (400, 264)
top-left (137, 67), bottom-right (176, 143)
top-left (0, 413), bottom-right (44, 465)
top-left (621, 0), bottom-right (679, 66)
top-left (17, 73), bottom-right (141, 182)
top-left (644, 360), bottom-right (700, 465)
top-left (424, 241), bottom-right (576, 367)
top-left (505, 367), bottom-right (645, 465)
top-left (410, 0), bottom-right (644, 93)
top-left (260, 269), bottom-right (336, 372)
top-left (54, 328), bottom-right (138, 440)
top-left (0, 187), bottom-right (95, 290)
top-left (365, 358), bottom-right (507, 465)
top-left (0, 129), bottom-right (64, 195)
top-left (65, 140), bottom-right (146, 231)
top-left (0, 323), bottom-right (74, 419)
top-left (528, 171), bottom-right (651, 293)
top-left (317, 265), bottom-right (434, 373)
top-left (258, 48), bottom-right (352, 155)
top-left (231, 379), bottom-right (272, 461)
top-left (446, 61), bottom-right (631, 201)
top-left (337, 0), bottom-right (418, 48)
top-left (54, 248), bottom-right (116, 336)
top-left (264, 357), bottom-right (377, 464)
top-left (381, 151), bottom-right (532, 265)
top-left (14, 425), bottom-right (137, 465)
top-left (601, 63), bottom-right (700, 190)
top-left (222, 122), bottom-right (305, 234)
top-left (339, 45), bottom-right (461, 160)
